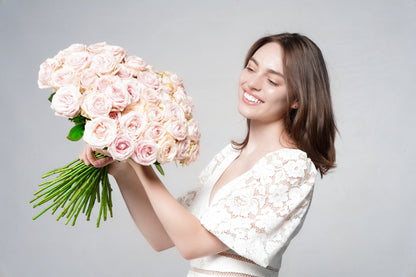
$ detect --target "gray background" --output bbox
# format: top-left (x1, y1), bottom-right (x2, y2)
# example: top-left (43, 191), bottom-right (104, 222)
top-left (1, 0), bottom-right (415, 276)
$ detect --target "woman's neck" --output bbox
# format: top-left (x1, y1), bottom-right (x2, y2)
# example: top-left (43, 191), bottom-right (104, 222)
top-left (242, 119), bottom-right (295, 156)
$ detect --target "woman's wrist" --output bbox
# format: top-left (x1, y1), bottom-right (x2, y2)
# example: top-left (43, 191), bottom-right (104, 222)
top-left (109, 160), bottom-right (131, 179)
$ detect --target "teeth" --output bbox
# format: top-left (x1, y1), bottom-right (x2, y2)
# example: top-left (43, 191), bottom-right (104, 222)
top-left (244, 92), bottom-right (262, 104)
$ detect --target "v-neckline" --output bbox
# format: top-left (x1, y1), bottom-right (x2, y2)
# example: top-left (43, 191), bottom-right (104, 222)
top-left (207, 145), bottom-right (297, 207)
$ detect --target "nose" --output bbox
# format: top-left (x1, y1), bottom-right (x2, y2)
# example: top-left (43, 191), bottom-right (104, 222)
top-left (247, 73), bottom-right (262, 91)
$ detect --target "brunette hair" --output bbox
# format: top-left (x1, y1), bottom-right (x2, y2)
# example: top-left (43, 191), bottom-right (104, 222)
top-left (232, 33), bottom-right (337, 177)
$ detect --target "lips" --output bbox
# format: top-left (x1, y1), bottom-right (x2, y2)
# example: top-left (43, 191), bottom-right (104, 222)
top-left (242, 90), bottom-right (263, 104)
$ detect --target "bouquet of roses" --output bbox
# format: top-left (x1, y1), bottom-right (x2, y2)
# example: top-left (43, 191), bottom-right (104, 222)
top-left (31, 42), bottom-right (201, 227)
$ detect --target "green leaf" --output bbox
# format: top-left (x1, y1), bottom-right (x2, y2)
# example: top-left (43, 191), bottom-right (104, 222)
top-left (69, 114), bottom-right (87, 125)
top-left (154, 162), bottom-right (165, 176)
top-left (48, 92), bottom-right (56, 102)
top-left (67, 124), bottom-right (85, 141)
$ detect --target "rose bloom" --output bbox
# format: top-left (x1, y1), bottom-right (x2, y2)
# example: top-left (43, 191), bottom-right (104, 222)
top-left (157, 136), bottom-right (178, 164)
top-left (137, 71), bottom-right (160, 89)
top-left (164, 103), bottom-right (185, 122)
top-left (104, 79), bottom-right (131, 111)
top-left (38, 58), bottom-right (61, 89)
top-left (132, 139), bottom-right (158, 166)
top-left (55, 43), bottom-right (86, 62)
top-left (83, 117), bottom-right (118, 149)
top-left (51, 67), bottom-right (78, 88)
top-left (64, 51), bottom-right (91, 72)
top-left (90, 52), bottom-right (118, 75)
top-left (108, 110), bottom-right (121, 120)
top-left (87, 42), bottom-right (108, 54)
top-left (175, 138), bottom-right (191, 160)
top-left (96, 75), bottom-right (117, 93)
top-left (79, 68), bottom-right (99, 90)
top-left (165, 120), bottom-right (187, 141)
top-left (108, 134), bottom-right (135, 161)
top-left (122, 102), bottom-right (143, 114)
top-left (125, 55), bottom-right (147, 71)
top-left (50, 85), bottom-right (82, 118)
top-left (142, 87), bottom-right (161, 105)
top-left (184, 143), bottom-right (200, 165)
top-left (81, 90), bottom-right (112, 119)
top-left (187, 118), bottom-right (201, 142)
top-left (162, 71), bottom-right (183, 92)
top-left (120, 111), bottom-right (148, 140)
top-left (105, 45), bottom-right (126, 64)
top-left (124, 78), bottom-right (144, 104)
top-left (146, 104), bottom-right (165, 123)
top-left (117, 64), bottom-right (136, 79)
top-left (143, 122), bottom-right (166, 141)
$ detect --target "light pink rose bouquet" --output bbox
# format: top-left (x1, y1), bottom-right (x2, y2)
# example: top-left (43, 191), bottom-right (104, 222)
top-left (31, 42), bottom-right (201, 227)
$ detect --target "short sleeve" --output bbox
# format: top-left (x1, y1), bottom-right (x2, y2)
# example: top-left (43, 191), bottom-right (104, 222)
top-left (199, 149), bottom-right (317, 267)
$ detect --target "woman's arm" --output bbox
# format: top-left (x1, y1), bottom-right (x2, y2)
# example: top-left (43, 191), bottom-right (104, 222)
top-left (79, 146), bottom-right (174, 251)
top-left (127, 159), bottom-right (229, 260)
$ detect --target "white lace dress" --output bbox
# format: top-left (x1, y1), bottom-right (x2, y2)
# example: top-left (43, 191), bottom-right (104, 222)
top-left (178, 144), bottom-right (317, 277)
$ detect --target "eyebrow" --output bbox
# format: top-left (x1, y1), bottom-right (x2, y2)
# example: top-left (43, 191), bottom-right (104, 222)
top-left (249, 57), bottom-right (285, 78)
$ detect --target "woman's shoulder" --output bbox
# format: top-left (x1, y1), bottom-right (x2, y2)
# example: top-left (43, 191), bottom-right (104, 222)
top-left (254, 147), bottom-right (317, 180)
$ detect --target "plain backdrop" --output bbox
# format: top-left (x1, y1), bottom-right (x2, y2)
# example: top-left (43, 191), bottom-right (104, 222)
top-left (1, 0), bottom-right (415, 276)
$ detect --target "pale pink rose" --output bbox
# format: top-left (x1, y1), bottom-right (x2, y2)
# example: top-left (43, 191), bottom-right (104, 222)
top-left (178, 94), bottom-right (194, 119)
top-left (38, 58), bottom-right (61, 88)
top-left (50, 85), bottom-right (82, 118)
top-left (81, 91), bottom-right (112, 119)
top-left (157, 136), bottom-right (178, 164)
top-left (120, 111), bottom-right (148, 140)
top-left (117, 64), bottom-right (136, 79)
top-left (105, 45), bottom-right (126, 64)
top-left (165, 120), bottom-right (187, 141)
top-left (55, 43), bottom-right (87, 62)
top-left (175, 138), bottom-right (191, 160)
top-left (163, 103), bottom-right (185, 122)
top-left (146, 105), bottom-right (164, 123)
top-left (187, 119), bottom-right (201, 142)
top-left (122, 102), bottom-right (143, 114)
top-left (87, 42), bottom-right (108, 54)
top-left (90, 52), bottom-right (118, 75)
top-left (83, 117), bottom-right (118, 149)
top-left (173, 87), bottom-right (188, 104)
top-left (137, 71), bottom-right (160, 89)
top-left (96, 75), bottom-right (117, 93)
top-left (105, 79), bottom-right (131, 111)
top-left (108, 134), bottom-right (135, 161)
top-left (143, 122), bottom-right (166, 141)
top-left (62, 43), bottom-right (86, 54)
top-left (162, 71), bottom-right (183, 92)
top-left (124, 78), bottom-right (144, 104)
top-left (142, 88), bottom-right (161, 105)
top-left (132, 139), bottom-right (158, 166)
top-left (108, 110), bottom-right (121, 120)
top-left (184, 143), bottom-right (200, 165)
top-left (79, 68), bottom-right (99, 90)
top-left (64, 51), bottom-right (91, 72)
top-left (125, 55), bottom-right (147, 71)
top-left (51, 67), bottom-right (78, 88)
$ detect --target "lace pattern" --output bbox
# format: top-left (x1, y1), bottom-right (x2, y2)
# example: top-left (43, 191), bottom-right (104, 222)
top-left (181, 144), bottom-right (317, 270)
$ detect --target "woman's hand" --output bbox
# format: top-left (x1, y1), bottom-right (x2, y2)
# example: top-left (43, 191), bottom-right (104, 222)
top-left (79, 145), bottom-right (130, 177)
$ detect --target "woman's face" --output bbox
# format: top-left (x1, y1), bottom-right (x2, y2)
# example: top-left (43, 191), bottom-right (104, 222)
top-left (238, 42), bottom-right (292, 124)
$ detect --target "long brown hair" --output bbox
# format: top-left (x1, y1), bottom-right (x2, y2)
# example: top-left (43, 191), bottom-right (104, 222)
top-left (232, 33), bottom-right (337, 177)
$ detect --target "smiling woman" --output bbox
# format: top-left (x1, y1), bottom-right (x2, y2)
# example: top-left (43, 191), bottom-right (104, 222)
top-left (79, 32), bottom-right (337, 276)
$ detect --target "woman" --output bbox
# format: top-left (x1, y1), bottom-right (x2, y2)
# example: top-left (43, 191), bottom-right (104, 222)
top-left (80, 33), bottom-right (336, 276)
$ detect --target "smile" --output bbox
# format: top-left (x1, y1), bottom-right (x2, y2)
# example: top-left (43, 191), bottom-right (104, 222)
top-left (243, 92), bottom-right (263, 104)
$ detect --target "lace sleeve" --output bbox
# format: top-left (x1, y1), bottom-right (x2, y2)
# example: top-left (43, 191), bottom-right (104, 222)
top-left (199, 149), bottom-right (317, 267)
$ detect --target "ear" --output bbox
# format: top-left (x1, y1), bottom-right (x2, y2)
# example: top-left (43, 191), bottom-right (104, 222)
top-left (291, 100), bottom-right (299, 109)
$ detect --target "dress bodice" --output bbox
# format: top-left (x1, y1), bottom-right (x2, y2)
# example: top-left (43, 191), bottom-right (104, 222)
top-left (179, 144), bottom-right (317, 276)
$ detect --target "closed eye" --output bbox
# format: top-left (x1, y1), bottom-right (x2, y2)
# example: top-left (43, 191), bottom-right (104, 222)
top-left (268, 79), bottom-right (278, 86)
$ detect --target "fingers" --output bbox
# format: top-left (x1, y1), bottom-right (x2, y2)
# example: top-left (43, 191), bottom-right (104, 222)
top-left (93, 156), bottom-right (114, 168)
